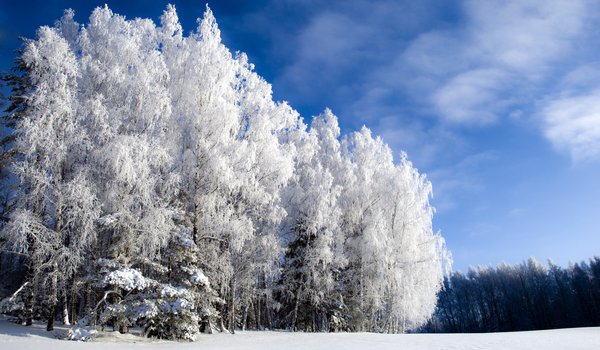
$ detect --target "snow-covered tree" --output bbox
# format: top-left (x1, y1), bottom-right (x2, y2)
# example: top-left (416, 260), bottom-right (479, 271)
top-left (94, 226), bottom-right (221, 341)
top-left (79, 6), bottom-right (175, 264)
top-left (0, 24), bottom-right (100, 330)
top-left (337, 127), bottom-right (445, 332)
top-left (279, 109), bottom-right (345, 331)
top-left (0, 4), bottom-right (448, 337)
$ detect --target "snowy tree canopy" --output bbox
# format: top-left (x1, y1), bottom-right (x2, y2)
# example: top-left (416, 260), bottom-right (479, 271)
top-left (0, 4), bottom-right (448, 338)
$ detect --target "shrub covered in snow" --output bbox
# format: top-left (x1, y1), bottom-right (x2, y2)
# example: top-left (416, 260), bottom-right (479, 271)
top-left (66, 327), bottom-right (97, 341)
top-left (93, 229), bottom-right (222, 340)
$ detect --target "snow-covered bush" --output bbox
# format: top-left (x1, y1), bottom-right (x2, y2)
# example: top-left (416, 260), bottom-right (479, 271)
top-left (93, 228), bottom-right (222, 340)
top-left (66, 327), bottom-right (97, 341)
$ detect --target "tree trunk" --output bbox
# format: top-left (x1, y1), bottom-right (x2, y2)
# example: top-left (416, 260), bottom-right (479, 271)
top-left (229, 278), bottom-right (236, 334)
top-left (25, 282), bottom-right (34, 326)
top-left (256, 296), bottom-right (261, 330)
top-left (112, 288), bottom-right (120, 332)
top-left (24, 235), bottom-right (37, 327)
top-left (219, 314), bottom-right (227, 333)
top-left (241, 303), bottom-right (248, 331)
top-left (47, 272), bottom-right (58, 331)
top-left (62, 281), bottom-right (70, 325)
top-left (266, 293), bottom-right (273, 330)
top-left (119, 323), bottom-right (128, 334)
top-left (47, 305), bottom-right (56, 331)
top-left (84, 282), bottom-right (92, 319)
top-left (291, 292), bottom-right (300, 331)
top-left (70, 283), bottom-right (78, 325)
top-left (62, 299), bottom-right (70, 325)
top-left (192, 211), bottom-right (198, 245)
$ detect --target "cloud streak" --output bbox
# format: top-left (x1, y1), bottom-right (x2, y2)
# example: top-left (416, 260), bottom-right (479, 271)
top-left (432, 69), bottom-right (508, 125)
top-left (542, 90), bottom-right (600, 162)
top-left (270, 0), bottom-right (600, 164)
top-left (405, 0), bottom-right (593, 127)
top-left (226, 0), bottom-right (600, 228)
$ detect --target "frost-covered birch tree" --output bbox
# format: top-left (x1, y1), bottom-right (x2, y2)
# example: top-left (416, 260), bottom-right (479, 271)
top-left (279, 109), bottom-right (345, 331)
top-left (0, 22), bottom-right (102, 330)
top-left (337, 127), bottom-right (446, 332)
top-left (79, 6), bottom-right (175, 264)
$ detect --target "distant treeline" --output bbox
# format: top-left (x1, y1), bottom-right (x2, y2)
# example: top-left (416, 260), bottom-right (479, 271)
top-left (424, 257), bottom-right (600, 333)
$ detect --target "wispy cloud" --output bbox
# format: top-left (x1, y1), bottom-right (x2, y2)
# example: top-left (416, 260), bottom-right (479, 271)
top-left (541, 90), bottom-right (600, 162)
top-left (427, 151), bottom-right (499, 212)
top-left (535, 64), bottom-right (600, 162)
top-left (404, 0), bottom-right (592, 126)
top-left (230, 0), bottom-right (600, 219)
top-left (295, 1), bottom-right (600, 164)
top-left (466, 1), bottom-right (586, 72)
top-left (432, 69), bottom-right (509, 125)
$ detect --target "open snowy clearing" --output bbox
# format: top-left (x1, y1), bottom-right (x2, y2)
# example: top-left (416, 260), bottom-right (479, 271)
top-left (0, 317), bottom-right (598, 350)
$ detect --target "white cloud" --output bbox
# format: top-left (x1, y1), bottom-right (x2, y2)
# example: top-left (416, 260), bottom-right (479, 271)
top-left (272, 1), bottom-right (595, 128)
top-left (401, 0), bottom-right (592, 126)
top-left (396, 0), bottom-right (600, 163)
top-left (542, 91), bottom-right (600, 162)
top-left (427, 151), bottom-right (498, 212)
top-left (466, 0), bottom-right (586, 72)
top-left (375, 117), bottom-right (466, 169)
top-left (432, 69), bottom-right (507, 125)
top-left (245, 0), bottom-right (600, 168)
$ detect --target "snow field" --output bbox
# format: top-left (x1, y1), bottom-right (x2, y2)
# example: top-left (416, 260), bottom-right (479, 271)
top-left (0, 317), bottom-right (598, 350)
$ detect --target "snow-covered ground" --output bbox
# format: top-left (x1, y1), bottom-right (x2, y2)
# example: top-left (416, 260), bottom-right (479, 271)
top-left (0, 316), bottom-right (598, 350)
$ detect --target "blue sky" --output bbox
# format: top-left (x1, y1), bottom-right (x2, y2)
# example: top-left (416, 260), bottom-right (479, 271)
top-left (1, 0), bottom-right (599, 271)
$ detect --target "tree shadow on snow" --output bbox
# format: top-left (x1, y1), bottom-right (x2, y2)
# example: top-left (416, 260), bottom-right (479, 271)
top-left (0, 316), bottom-right (67, 340)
